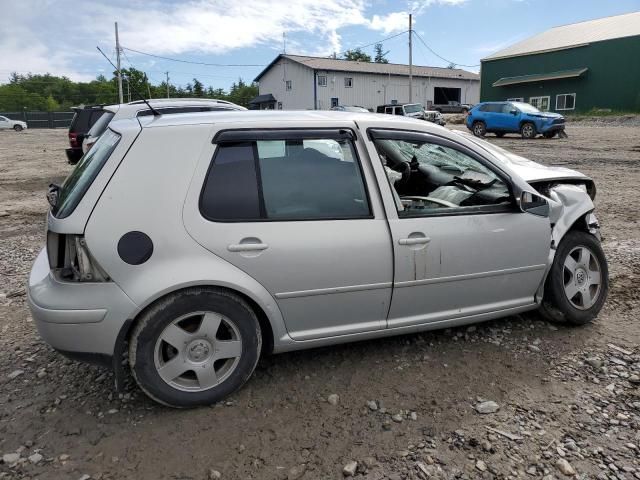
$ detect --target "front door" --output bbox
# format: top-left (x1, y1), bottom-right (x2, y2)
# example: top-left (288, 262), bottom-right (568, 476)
top-left (364, 128), bottom-right (550, 327)
top-left (184, 128), bottom-right (393, 341)
top-left (0, 116), bottom-right (9, 129)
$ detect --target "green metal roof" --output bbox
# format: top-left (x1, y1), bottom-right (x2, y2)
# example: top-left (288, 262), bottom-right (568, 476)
top-left (492, 68), bottom-right (589, 87)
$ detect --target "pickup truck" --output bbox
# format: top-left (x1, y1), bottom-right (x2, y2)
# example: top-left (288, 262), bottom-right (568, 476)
top-left (431, 101), bottom-right (472, 114)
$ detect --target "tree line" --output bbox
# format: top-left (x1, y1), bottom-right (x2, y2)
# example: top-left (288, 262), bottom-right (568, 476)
top-left (0, 68), bottom-right (258, 111)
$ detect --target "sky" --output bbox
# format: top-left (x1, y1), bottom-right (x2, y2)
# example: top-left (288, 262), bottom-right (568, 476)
top-left (1, 0), bottom-right (639, 90)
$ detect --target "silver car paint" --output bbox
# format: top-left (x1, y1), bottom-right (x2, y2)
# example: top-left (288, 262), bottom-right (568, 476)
top-left (28, 111), bottom-right (599, 361)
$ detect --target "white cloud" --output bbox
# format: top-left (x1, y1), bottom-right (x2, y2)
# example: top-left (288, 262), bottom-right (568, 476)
top-left (0, 0), bottom-right (470, 82)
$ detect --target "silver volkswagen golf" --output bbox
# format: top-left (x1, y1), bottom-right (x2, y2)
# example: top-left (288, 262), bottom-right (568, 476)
top-left (28, 111), bottom-right (608, 407)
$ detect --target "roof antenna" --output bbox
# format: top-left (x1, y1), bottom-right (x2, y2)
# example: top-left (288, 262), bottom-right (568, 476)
top-left (283, 32), bottom-right (286, 54)
top-left (96, 46), bottom-right (161, 116)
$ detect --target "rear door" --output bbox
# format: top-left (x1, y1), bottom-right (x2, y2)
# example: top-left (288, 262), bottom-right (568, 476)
top-left (184, 128), bottom-right (393, 341)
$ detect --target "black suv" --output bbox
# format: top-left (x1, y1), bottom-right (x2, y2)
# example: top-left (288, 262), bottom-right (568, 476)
top-left (66, 106), bottom-right (106, 165)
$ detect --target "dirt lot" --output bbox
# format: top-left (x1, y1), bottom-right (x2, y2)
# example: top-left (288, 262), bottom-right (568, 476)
top-left (1, 123), bottom-right (639, 480)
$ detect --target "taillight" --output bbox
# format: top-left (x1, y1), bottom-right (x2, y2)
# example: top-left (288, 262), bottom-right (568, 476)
top-left (69, 132), bottom-right (78, 148)
top-left (47, 232), bottom-right (109, 282)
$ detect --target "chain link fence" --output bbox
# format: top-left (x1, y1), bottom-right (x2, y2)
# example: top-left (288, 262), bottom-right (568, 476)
top-left (0, 111), bottom-right (74, 129)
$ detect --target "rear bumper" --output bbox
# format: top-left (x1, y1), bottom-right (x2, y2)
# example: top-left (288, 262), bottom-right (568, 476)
top-left (27, 248), bottom-right (137, 361)
top-left (65, 148), bottom-right (83, 165)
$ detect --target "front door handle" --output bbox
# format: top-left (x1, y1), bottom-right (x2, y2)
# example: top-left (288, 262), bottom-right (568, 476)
top-left (227, 243), bottom-right (269, 252)
top-left (398, 237), bottom-right (431, 246)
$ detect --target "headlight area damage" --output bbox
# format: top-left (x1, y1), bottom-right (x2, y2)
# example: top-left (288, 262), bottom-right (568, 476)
top-left (529, 180), bottom-right (600, 247)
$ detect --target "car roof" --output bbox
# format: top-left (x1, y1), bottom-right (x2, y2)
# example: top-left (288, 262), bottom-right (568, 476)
top-left (130, 110), bottom-right (447, 131)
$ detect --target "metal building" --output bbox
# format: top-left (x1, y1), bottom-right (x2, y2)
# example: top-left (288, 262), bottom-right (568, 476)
top-left (252, 54), bottom-right (480, 111)
top-left (481, 11), bottom-right (640, 112)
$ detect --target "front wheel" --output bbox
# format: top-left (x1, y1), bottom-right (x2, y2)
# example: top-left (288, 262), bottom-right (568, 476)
top-left (13, 124), bottom-right (23, 132)
top-left (539, 230), bottom-right (608, 325)
top-left (520, 122), bottom-right (536, 139)
top-left (129, 288), bottom-right (262, 407)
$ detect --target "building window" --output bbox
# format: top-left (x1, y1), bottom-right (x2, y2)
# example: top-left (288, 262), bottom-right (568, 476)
top-left (277, 102), bottom-right (283, 110)
top-left (317, 75), bottom-right (327, 87)
top-left (529, 96), bottom-right (550, 111)
top-left (507, 97), bottom-right (524, 102)
top-left (331, 97), bottom-right (339, 108)
top-left (556, 93), bottom-right (576, 111)
top-left (344, 77), bottom-right (353, 88)
top-left (285, 80), bottom-right (292, 91)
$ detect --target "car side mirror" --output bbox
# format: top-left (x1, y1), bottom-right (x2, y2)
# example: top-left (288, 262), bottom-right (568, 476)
top-left (510, 109), bottom-right (518, 115)
top-left (520, 191), bottom-right (549, 217)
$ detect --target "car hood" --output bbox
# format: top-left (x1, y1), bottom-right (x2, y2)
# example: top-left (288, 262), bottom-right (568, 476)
top-left (454, 131), bottom-right (588, 182)
top-left (526, 112), bottom-right (563, 120)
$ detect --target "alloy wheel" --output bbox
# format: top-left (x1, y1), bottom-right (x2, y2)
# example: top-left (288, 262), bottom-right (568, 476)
top-left (563, 246), bottom-right (602, 310)
top-left (154, 311), bottom-right (243, 392)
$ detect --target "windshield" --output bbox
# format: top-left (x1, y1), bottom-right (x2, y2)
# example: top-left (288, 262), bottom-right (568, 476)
top-left (513, 102), bottom-right (540, 114)
top-left (54, 129), bottom-right (121, 218)
top-left (403, 104), bottom-right (423, 114)
top-left (86, 111), bottom-right (115, 138)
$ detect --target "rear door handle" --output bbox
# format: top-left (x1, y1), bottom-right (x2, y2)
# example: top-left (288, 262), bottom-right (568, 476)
top-left (398, 237), bottom-right (431, 246)
top-left (227, 243), bottom-right (269, 252)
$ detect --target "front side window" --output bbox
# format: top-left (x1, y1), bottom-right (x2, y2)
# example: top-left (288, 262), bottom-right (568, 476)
top-left (372, 134), bottom-right (511, 216)
top-left (285, 80), bottom-right (292, 91)
top-left (344, 77), bottom-right (353, 88)
top-left (556, 93), bottom-right (576, 110)
top-left (200, 134), bottom-right (370, 221)
top-left (317, 75), bottom-right (327, 87)
top-left (54, 129), bottom-right (121, 218)
top-left (403, 104), bottom-right (422, 114)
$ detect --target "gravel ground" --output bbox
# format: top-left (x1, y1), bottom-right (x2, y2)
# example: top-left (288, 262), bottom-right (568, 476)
top-left (0, 124), bottom-right (639, 480)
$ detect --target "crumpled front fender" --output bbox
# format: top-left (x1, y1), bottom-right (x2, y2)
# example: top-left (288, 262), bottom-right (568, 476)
top-left (547, 184), bottom-right (596, 247)
top-left (535, 184), bottom-right (598, 302)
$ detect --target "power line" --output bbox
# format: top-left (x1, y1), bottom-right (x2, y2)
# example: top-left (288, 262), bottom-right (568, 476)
top-left (412, 30), bottom-right (479, 68)
top-left (122, 47), bottom-right (267, 67)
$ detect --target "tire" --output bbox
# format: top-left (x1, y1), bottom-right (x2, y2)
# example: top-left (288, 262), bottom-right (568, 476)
top-left (129, 287), bottom-right (262, 408)
top-left (539, 230), bottom-right (608, 325)
top-left (520, 122), bottom-right (536, 139)
top-left (472, 121), bottom-right (486, 137)
top-left (495, 132), bottom-right (505, 138)
top-left (13, 124), bottom-right (23, 132)
top-left (543, 131), bottom-right (556, 139)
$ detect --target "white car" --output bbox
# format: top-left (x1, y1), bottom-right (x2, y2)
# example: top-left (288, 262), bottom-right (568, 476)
top-left (0, 115), bottom-right (27, 131)
top-left (82, 98), bottom-right (246, 153)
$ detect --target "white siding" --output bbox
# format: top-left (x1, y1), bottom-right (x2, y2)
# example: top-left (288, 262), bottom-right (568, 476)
top-left (315, 71), bottom-right (479, 110)
top-left (258, 62), bottom-right (480, 111)
top-left (257, 58), bottom-right (315, 110)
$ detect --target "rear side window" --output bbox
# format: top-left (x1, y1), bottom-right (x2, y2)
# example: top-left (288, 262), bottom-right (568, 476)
top-left (54, 129), bottom-right (121, 218)
top-left (200, 135), bottom-right (370, 221)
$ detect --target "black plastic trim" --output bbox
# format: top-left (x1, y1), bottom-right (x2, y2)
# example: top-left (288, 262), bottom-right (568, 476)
top-left (213, 128), bottom-right (355, 144)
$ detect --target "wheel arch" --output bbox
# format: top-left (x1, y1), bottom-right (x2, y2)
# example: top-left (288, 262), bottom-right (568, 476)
top-left (112, 282), bottom-right (278, 390)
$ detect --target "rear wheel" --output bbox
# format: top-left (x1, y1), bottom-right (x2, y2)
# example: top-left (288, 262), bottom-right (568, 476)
top-left (13, 124), bottom-right (23, 132)
top-left (539, 231), bottom-right (608, 325)
top-left (472, 121), bottom-right (486, 137)
top-left (520, 122), bottom-right (536, 139)
top-left (129, 288), bottom-right (262, 407)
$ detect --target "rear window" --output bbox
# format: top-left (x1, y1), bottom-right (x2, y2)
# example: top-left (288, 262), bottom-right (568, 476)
top-left (70, 109), bottom-right (105, 133)
top-left (54, 129), bottom-right (121, 218)
top-left (200, 135), bottom-right (370, 221)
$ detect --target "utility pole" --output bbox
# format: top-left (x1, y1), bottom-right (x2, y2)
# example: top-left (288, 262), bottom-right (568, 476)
top-left (115, 22), bottom-right (123, 104)
top-left (165, 71), bottom-right (170, 98)
top-left (408, 14), bottom-right (413, 103)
